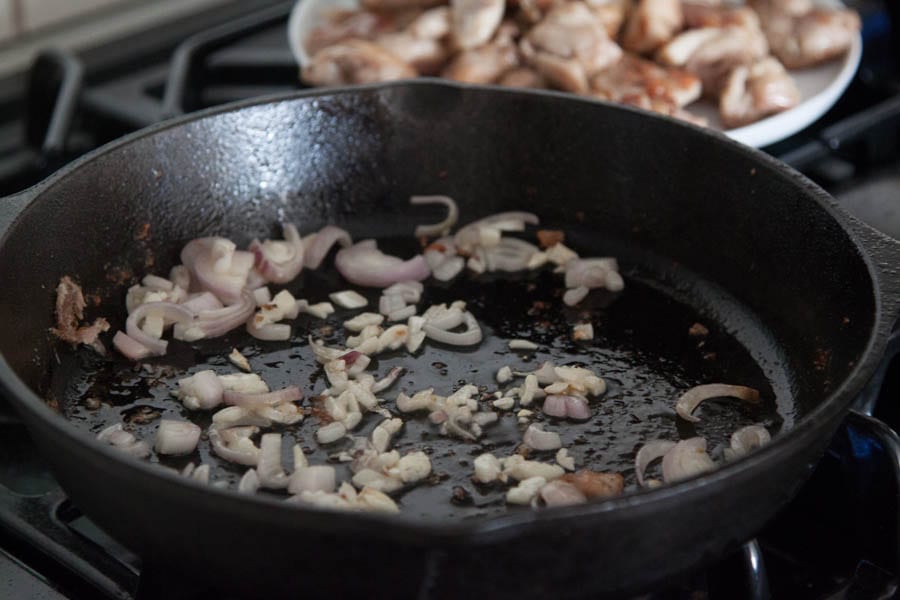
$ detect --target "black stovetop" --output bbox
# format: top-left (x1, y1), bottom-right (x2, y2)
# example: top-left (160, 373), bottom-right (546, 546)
top-left (0, 1), bottom-right (899, 598)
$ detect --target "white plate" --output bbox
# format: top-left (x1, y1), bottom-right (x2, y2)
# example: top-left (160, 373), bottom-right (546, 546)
top-left (287, 0), bottom-right (863, 148)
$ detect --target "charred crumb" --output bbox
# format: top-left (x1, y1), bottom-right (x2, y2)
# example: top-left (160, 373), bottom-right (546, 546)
top-left (135, 223), bottom-right (151, 241)
top-left (124, 405), bottom-right (162, 425)
top-left (451, 486), bottom-right (474, 505)
top-left (688, 322), bottom-right (709, 337)
top-left (536, 229), bottom-right (565, 249)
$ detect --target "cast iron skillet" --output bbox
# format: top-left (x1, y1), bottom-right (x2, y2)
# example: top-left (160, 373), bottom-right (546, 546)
top-left (0, 82), bottom-right (898, 599)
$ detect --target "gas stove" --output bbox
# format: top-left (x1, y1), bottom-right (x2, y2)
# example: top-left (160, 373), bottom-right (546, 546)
top-left (0, 1), bottom-right (899, 598)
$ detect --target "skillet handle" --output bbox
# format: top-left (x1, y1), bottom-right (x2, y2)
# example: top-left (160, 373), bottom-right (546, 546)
top-left (844, 215), bottom-right (900, 327)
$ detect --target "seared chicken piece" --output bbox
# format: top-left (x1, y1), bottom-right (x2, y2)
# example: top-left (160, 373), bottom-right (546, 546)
top-left (584, 0), bottom-right (629, 38)
top-left (408, 6), bottom-right (452, 39)
top-left (622, 0), bottom-right (684, 55)
top-left (451, 0), bottom-right (506, 49)
top-left (520, 2), bottom-right (623, 93)
top-left (616, 92), bottom-right (709, 126)
top-left (657, 25), bottom-right (768, 97)
top-left (591, 53), bottom-right (702, 107)
top-left (375, 33), bottom-right (450, 74)
top-left (682, 2), bottom-right (761, 30)
top-left (719, 57), bottom-right (800, 127)
top-left (750, 0), bottom-right (813, 20)
top-left (498, 67), bottom-right (548, 88)
top-left (442, 23), bottom-right (520, 83)
top-left (307, 10), bottom-right (406, 55)
top-left (762, 8), bottom-right (861, 69)
top-left (302, 39), bottom-right (416, 86)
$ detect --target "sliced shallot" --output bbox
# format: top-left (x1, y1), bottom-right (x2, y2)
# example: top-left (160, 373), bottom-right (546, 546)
top-left (250, 223), bottom-right (305, 284)
top-left (223, 385), bottom-right (302, 408)
top-left (180, 237), bottom-right (254, 303)
top-left (422, 310), bottom-right (482, 346)
top-left (726, 424), bottom-right (771, 459)
top-left (411, 195), bottom-right (459, 238)
top-left (209, 426), bottom-right (260, 466)
top-left (635, 440), bottom-right (676, 487)
top-left (112, 331), bottom-right (151, 361)
top-left (335, 240), bottom-right (430, 288)
top-left (661, 437), bottom-right (715, 483)
top-left (125, 302), bottom-right (194, 356)
top-left (303, 225), bottom-right (352, 270)
top-left (675, 384), bottom-right (761, 423)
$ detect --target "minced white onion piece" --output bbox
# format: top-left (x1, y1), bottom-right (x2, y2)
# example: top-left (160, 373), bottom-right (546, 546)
top-left (344, 312), bottom-right (384, 332)
top-left (305, 302), bottom-right (335, 319)
top-left (219, 373), bottom-right (269, 394)
top-left (563, 286), bottom-right (590, 307)
top-left (256, 433), bottom-right (289, 489)
top-left (506, 476), bottom-right (547, 505)
top-left (523, 424), bottom-right (562, 450)
top-left (154, 419), bottom-right (201, 455)
top-left (388, 305), bottom-right (417, 322)
top-left (316, 422), bottom-right (347, 444)
top-left (238, 469), bottom-right (260, 494)
top-left (330, 290), bottom-right (368, 309)
top-left (572, 323), bottom-right (594, 341)
top-left (539, 480), bottom-right (587, 507)
top-left (176, 370), bottom-right (224, 410)
top-left (228, 349), bottom-right (252, 372)
top-left (509, 339), bottom-right (538, 351)
top-left (209, 426), bottom-right (260, 466)
top-left (288, 465), bottom-right (336, 494)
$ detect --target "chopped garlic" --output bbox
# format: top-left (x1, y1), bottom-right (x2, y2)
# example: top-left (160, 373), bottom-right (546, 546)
top-left (496, 366), bottom-right (513, 384)
top-left (556, 448), bottom-right (576, 471)
top-left (492, 397), bottom-right (515, 410)
top-left (252, 287), bottom-right (271, 306)
top-left (356, 487), bottom-right (400, 513)
top-left (330, 290), bottom-right (368, 309)
top-left (509, 339), bottom-right (538, 351)
top-left (397, 389), bottom-right (435, 413)
top-left (219, 373), bottom-right (269, 394)
top-left (503, 455), bottom-right (565, 481)
top-left (293, 444), bottom-right (308, 469)
top-left (305, 302), bottom-right (335, 319)
top-left (393, 451), bottom-right (432, 483)
top-left (272, 290), bottom-right (299, 317)
top-left (519, 374), bottom-right (539, 406)
top-left (406, 330), bottom-right (426, 353)
top-left (344, 312), bottom-right (384, 332)
top-left (527, 251), bottom-right (548, 270)
top-left (474, 453), bottom-right (502, 483)
top-left (506, 476), bottom-right (547, 505)
top-left (351, 468), bottom-right (404, 493)
top-left (316, 422), bottom-right (346, 444)
top-left (572, 323), bottom-right (594, 341)
top-left (228, 348), bottom-right (252, 372)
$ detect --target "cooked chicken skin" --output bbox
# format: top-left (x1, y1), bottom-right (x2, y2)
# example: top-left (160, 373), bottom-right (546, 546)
top-left (442, 22), bottom-right (519, 83)
top-left (591, 53), bottom-right (702, 107)
top-left (764, 8), bottom-right (861, 69)
top-left (719, 56), bottom-right (800, 127)
top-left (306, 10), bottom-right (402, 55)
top-left (682, 2), bottom-right (761, 30)
top-left (622, 0), bottom-right (684, 55)
top-left (498, 67), bottom-right (548, 88)
top-left (584, 0), bottom-right (629, 38)
top-left (408, 6), bottom-right (452, 38)
top-left (302, 39), bottom-right (417, 86)
top-left (657, 24), bottom-right (768, 97)
top-left (451, 0), bottom-right (506, 49)
top-left (375, 32), bottom-right (450, 74)
top-left (521, 2), bottom-right (622, 93)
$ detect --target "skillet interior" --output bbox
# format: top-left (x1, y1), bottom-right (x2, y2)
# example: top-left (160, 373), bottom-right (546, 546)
top-left (0, 82), bottom-right (882, 597)
top-left (0, 85), bottom-right (875, 504)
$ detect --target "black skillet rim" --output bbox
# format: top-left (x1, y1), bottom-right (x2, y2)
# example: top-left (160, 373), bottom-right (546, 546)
top-left (0, 79), bottom-right (895, 542)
